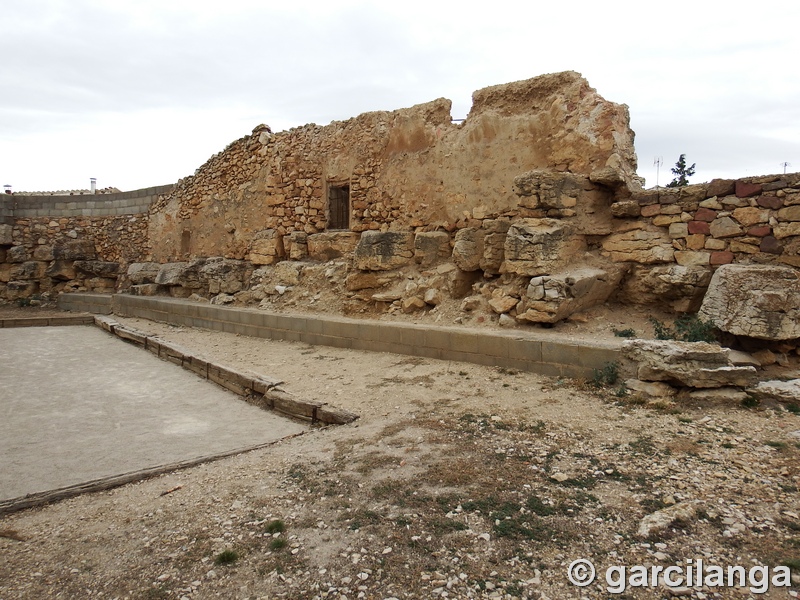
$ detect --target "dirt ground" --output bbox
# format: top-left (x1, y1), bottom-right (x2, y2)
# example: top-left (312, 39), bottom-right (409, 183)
top-left (0, 306), bottom-right (799, 599)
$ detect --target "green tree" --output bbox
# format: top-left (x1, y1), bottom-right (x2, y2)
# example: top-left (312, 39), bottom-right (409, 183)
top-left (666, 154), bottom-right (696, 188)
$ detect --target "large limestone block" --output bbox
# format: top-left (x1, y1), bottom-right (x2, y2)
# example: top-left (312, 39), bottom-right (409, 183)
top-left (6, 246), bottom-right (30, 263)
top-left (248, 229), bottom-right (285, 265)
top-left (622, 339), bottom-right (757, 389)
top-left (5, 280), bottom-right (38, 300)
top-left (155, 259), bottom-right (206, 289)
top-left (0, 224), bottom-right (12, 246)
top-left (285, 231), bottom-right (308, 260)
top-left (602, 227), bottom-right (674, 264)
top-left (747, 380), bottom-right (800, 404)
top-left (307, 232), bottom-right (360, 261)
top-left (620, 265), bottom-right (712, 312)
top-left (10, 261), bottom-right (47, 281)
top-left (698, 264), bottom-right (800, 340)
top-left (501, 219), bottom-right (583, 277)
top-left (353, 231), bottom-right (415, 271)
top-left (74, 261), bottom-right (120, 278)
top-left (53, 239), bottom-right (96, 261)
top-left (414, 231), bottom-right (451, 267)
top-left (127, 262), bottom-right (161, 285)
top-left (452, 228), bottom-right (484, 272)
top-left (46, 260), bottom-right (77, 281)
top-left (480, 220), bottom-right (511, 274)
top-left (516, 266), bottom-right (625, 324)
top-left (200, 258), bottom-right (251, 294)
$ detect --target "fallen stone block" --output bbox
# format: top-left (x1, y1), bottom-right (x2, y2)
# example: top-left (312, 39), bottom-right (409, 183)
top-left (622, 339), bottom-right (758, 389)
top-left (698, 264), bottom-right (800, 340)
top-left (746, 380), bottom-right (800, 404)
top-left (687, 388), bottom-right (749, 403)
top-left (624, 379), bottom-right (676, 398)
top-left (516, 266), bottom-right (624, 324)
top-left (637, 502), bottom-right (703, 539)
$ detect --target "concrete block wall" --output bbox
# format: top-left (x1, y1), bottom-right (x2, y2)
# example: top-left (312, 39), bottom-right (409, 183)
top-left (58, 292), bottom-right (626, 380)
top-left (7, 185), bottom-right (173, 218)
top-left (0, 195), bottom-right (11, 224)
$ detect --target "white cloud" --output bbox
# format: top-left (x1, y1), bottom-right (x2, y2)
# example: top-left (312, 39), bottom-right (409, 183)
top-left (2, 0), bottom-right (799, 191)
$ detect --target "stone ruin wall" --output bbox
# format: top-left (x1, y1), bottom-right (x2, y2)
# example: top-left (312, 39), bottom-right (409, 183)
top-left (0, 189), bottom-right (165, 302)
top-left (2, 70), bottom-right (800, 328)
top-left (146, 71), bottom-right (638, 261)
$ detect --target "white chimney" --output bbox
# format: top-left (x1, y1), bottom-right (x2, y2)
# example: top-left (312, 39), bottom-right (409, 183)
top-left (90, 178), bottom-right (97, 194)
top-left (3, 184), bottom-right (11, 195)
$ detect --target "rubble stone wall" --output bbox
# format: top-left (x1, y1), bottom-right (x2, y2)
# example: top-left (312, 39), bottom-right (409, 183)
top-left (146, 71), bottom-right (638, 262)
top-left (0, 186), bottom-right (169, 303)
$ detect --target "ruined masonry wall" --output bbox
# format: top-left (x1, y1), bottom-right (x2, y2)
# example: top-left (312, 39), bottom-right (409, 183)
top-left (0, 186), bottom-right (172, 302)
top-left (147, 72), bottom-right (637, 262)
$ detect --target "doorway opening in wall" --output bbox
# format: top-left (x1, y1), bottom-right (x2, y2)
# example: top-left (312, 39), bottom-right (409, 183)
top-left (327, 184), bottom-right (350, 230)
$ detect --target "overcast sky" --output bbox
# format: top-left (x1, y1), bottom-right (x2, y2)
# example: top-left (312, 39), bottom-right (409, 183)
top-left (2, 0), bottom-right (799, 193)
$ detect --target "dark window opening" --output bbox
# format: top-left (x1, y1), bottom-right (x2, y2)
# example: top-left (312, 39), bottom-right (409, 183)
top-left (328, 184), bottom-right (350, 230)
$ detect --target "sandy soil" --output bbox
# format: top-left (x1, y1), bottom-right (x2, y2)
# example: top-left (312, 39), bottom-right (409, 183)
top-left (0, 309), bottom-right (799, 599)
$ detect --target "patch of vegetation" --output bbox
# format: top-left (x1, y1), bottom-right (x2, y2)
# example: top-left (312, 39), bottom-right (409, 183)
top-left (649, 314), bottom-right (717, 343)
top-left (348, 509), bottom-right (383, 530)
top-left (493, 516), bottom-right (553, 540)
top-left (265, 519), bottom-right (285, 534)
top-left (461, 496), bottom-right (500, 514)
top-left (781, 557), bottom-right (800, 575)
top-left (787, 403), bottom-right (800, 415)
top-left (742, 395), bottom-right (760, 409)
top-left (525, 495), bottom-right (555, 516)
top-left (214, 549), bottom-right (239, 565)
top-left (269, 538), bottom-right (287, 551)
top-left (553, 475), bottom-right (597, 490)
top-left (591, 361), bottom-right (620, 387)
top-left (766, 440), bottom-right (788, 449)
top-left (428, 518), bottom-right (468, 533)
top-left (629, 436), bottom-right (659, 456)
top-left (612, 327), bottom-right (637, 338)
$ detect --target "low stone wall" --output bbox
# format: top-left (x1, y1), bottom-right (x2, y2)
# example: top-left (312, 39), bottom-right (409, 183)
top-left (58, 293), bottom-right (627, 380)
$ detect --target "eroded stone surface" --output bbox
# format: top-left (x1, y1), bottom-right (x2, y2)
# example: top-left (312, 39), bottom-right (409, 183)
top-left (622, 339), bottom-right (757, 389)
top-left (698, 264), bottom-right (800, 340)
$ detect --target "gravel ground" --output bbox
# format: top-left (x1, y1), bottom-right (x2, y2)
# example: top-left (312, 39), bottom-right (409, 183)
top-left (0, 314), bottom-right (799, 600)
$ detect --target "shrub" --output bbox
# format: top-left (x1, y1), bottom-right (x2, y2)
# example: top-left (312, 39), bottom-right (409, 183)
top-left (649, 315), bottom-right (717, 343)
top-left (214, 550), bottom-right (239, 565)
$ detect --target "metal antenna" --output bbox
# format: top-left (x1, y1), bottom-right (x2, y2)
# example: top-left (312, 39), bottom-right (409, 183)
top-left (654, 157), bottom-right (663, 189)
top-left (780, 161), bottom-right (791, 174)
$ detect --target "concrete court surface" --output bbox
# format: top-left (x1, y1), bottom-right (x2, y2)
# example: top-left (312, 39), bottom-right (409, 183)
top-left (0, 325), bottom-right (307, 502)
